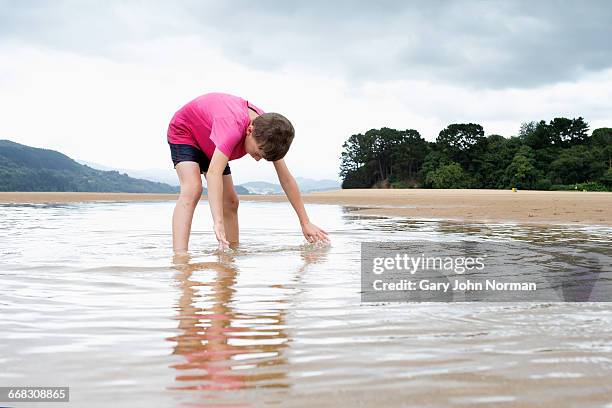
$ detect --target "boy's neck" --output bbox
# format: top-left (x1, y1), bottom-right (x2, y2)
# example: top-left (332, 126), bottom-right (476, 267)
top-left (247, 107), bottom-right (259, 121)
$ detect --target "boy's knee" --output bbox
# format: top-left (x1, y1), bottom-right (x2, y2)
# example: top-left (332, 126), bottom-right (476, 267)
top-left (224, 194), bottom-right (239, 213)
top-left (179, 184), bottom-right (203, 206)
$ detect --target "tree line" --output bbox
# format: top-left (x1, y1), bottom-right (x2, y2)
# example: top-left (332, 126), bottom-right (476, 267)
top-left (339, 118), bottom-right (612, 191)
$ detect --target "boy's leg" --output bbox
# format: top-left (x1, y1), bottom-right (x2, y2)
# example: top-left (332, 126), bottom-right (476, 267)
top-left (222, 174), bottom-right (240, 246)
top-left (172, 162), bottom-right (203, 252)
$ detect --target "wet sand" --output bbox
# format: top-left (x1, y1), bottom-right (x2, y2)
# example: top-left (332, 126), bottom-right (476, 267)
top-left (1, 189), bottom-right (611, 225)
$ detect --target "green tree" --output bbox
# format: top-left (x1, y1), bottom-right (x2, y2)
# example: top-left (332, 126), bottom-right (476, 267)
top-left (340, 128), bottom-right (430, 188)
top-left (521, 117), bottom-right (589, 149)
top-left (505, 146), bottom-right (539, 188)
top-left (436, 123), bottom-right (486, 174)
top-left (548, 117), bottom-right (589, 146)
top-left (521, 120), bottom-right (551, 150)
top-left (389, 129), bottom-right (429, 183)
top-left (419, 150), bottom-right (450, 187)
top-left (549, 145), bottom-right (605, 184)
top-left (339, 132), bottom-right (377, 188)
top-left (425, 162), bottom-right (471, 189)
top-left (437, 123), bottom-right (485, 151)
top-left (591, 128), bottom-right (612, 170)
top-left (473, 134), bottom-right (515, 189)
top-left (600, 169), bottom-right (612, 187)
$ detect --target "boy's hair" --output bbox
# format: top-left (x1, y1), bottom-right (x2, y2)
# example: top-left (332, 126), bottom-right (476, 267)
top-left (252, 113), bottom-right (294, 161)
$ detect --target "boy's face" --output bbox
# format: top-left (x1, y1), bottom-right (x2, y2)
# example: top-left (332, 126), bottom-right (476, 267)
top-left (245, 125), bottom-right (264, 161)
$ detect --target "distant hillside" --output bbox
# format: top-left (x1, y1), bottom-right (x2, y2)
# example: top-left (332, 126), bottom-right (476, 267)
top-left (77, 159), bottom-right (180, 186)
top-left (239, 181), bottom-right (283, 195)
top-left (233, 185), bottom-right (250, 195)
top-left (239, 178), bottom-right (340, 194)
top-left (295, 177), bottom-right (341, 192)
top-left (77, 159), bottom-right (251, 195)
top-left (75, 158), bottom-right (339, 195)
top-left (0, 140), bottom-right (178, 193)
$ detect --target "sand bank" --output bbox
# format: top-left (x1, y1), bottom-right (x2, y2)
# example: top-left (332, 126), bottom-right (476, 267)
top-left (1, 189), bottom-right (611, 225)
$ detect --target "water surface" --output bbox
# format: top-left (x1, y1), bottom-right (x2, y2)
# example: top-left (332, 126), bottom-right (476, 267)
top-left (1, 201), bottom-right (611, 407)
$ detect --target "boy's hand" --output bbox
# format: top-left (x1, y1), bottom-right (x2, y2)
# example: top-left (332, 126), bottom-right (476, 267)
top-left (301, 221), bottom-right (330, 243)
top-left (214, 221), bottom-right (230, 250)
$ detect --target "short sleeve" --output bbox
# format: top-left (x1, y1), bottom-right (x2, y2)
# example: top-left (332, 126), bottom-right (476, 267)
top-left (208, 116), bottom-right (244, 158)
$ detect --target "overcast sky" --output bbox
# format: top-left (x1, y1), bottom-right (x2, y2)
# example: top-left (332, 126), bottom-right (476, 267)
top-left (1, 0), bottom-right (611, 183)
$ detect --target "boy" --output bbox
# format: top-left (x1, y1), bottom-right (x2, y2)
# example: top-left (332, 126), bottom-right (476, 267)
top-left (167, 92), bottom-right (329, 252)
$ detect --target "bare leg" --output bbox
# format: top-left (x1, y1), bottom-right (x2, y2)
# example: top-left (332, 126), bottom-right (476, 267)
top-left (222, 174), bottom-right (240, 247)
top-left (172, 162), bottom-right (203, 252)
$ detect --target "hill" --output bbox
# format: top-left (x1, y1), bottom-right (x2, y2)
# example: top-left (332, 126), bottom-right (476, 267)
top-left (77, 159), bottom-right (181, 186)
top-left (295, 177), bottom-right (341, 192)
top-left (239, 178), bottom-right (340, 195)
top-left (239, 181), bottom-right (283, 195)
top-left (0, 140), bottom-right (178, 193)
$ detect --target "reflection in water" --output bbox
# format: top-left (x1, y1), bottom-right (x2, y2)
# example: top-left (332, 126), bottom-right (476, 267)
top-left (168, 246), bottom-right (330, 395)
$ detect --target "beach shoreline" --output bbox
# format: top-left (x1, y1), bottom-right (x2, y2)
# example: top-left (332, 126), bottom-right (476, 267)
top-left (1, 189), bottom-right (611, 226)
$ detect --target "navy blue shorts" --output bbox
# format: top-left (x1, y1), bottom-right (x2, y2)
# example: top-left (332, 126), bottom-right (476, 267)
top-left (169, 143), bottom-right (231, 175)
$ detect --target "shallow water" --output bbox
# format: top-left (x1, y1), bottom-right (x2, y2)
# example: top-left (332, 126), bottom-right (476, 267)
top-left (1, 201), bottom-right (611, 407)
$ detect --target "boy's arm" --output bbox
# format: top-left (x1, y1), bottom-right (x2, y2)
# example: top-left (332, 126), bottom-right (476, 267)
top-left (206, 148), bottom-right (230, 249)
top-left (273, 159), bottom-right (329, 243)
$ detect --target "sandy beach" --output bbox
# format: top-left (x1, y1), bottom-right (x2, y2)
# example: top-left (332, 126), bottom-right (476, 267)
top-left (1, 189), bottom-right (610, 225)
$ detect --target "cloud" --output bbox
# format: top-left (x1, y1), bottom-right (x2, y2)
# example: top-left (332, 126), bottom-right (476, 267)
top-left (2, 1), bottom-right (612, 88)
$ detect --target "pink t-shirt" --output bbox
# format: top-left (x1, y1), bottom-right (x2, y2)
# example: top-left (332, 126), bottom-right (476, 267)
top-left (167, 93), bottom-right (265, 161)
